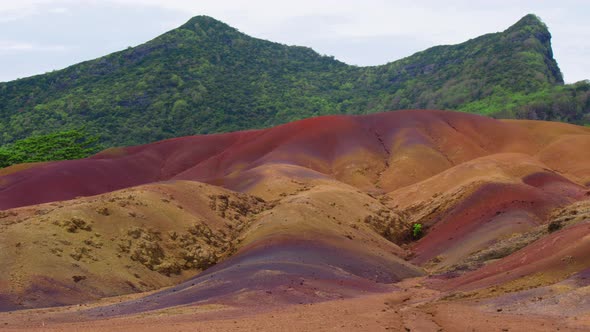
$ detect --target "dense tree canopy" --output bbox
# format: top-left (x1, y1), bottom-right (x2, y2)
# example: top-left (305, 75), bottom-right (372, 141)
top-left (0, 129), bottom-right (102, 168)
top-left (0, 14), bottom-right (587, 150)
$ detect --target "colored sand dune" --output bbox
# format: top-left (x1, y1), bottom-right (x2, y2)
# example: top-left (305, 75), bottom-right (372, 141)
top-left (1, 110), bottom-right (590, 330)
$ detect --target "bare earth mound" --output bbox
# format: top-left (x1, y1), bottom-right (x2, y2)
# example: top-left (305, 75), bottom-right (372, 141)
top-left (1, 110), bottom-right (590, 331)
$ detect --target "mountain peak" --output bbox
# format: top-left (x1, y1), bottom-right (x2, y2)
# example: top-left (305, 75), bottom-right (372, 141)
top-left (515, 13), bottom-right (544, 25)
top-left (180, 15), bottom-right (234, 32)
top-left (0, 13), bottom-right (579, 148)
top-left (501, 14), bottom-right (562, 84)
top-left (505, 14), bottom-right (548, 34)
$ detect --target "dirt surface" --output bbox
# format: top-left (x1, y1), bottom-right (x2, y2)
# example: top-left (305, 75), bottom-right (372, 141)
top-left (1, 110), bottom-right (590, 330)
top-left (2, 110), bottom-right (589, 210)
top-left (0, 277), bottom-right (585, 331)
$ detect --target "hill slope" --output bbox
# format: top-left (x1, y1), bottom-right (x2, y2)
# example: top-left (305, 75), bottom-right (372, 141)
top-left (1, 14), bottom-right (585, 147)
top-left (1, 110), bottom-right (590, 332)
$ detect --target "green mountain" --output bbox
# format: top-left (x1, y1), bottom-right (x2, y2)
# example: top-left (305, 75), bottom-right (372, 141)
top-left (0, 14), bottom-right (587, 147)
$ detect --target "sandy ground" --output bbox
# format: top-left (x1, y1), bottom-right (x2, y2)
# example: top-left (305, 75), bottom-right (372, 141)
top-left (0, 277), bottom-right (586, 332)
top-left (2, 111), bottom-right (590, 331)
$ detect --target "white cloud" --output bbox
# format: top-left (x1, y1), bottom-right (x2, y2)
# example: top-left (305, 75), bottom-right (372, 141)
top-left (49, 7), bottom-right (69, 14)
top-left (0, 0), bottom-right (75, 21)
top-left (0, 41), bottom-right (34, 51)
top-left (0, 41), bottom-right (69, 53)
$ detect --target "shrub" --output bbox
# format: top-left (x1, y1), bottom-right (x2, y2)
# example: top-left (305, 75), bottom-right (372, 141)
top-left (547, 220), bottom-right (563, 233)
top-left (412, 223), bottom-right (423, 239)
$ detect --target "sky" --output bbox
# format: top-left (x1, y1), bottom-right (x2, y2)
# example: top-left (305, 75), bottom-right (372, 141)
top-left (0, 0), bottom-right (588, 83)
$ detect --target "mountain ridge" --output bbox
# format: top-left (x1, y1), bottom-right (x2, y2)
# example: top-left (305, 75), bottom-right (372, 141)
top-left (0, 13), bottom-right (586, 148)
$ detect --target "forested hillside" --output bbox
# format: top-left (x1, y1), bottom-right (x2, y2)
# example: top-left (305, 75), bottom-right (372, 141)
top-left (0, 14), bottom-right (587, 148)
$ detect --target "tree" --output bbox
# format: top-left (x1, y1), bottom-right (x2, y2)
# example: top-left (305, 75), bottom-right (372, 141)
top-left (0, 147), bottom-right (11, 168)
top-left (0, 129), bottom-right (102, 168)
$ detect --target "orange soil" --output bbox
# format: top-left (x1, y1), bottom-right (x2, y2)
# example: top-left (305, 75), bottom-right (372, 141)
top-left (1, 110), bottom-right (590, 330)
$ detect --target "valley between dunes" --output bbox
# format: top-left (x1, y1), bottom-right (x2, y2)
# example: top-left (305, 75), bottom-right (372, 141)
top-left (1, 110), bottom-right (590, 331)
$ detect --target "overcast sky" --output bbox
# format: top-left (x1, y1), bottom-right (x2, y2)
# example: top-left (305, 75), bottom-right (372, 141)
top-left (0, 0), bottom-right (588, 83)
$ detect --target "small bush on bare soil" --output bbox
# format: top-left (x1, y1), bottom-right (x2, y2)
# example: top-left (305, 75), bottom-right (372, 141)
top-left (412, 223), bottom-right (423, 239)
top-left (96, 207), bottom-right (110, 216)
top-left (547, 220), bottom-right (563, 233)
top-left (56, 218), bottom-right (93, 233)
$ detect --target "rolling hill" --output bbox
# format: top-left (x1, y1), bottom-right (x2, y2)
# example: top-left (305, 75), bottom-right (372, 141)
top-left (1, 110), bottom-right (590, 331)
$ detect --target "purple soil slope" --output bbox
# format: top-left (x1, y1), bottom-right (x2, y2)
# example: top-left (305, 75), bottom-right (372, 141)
top-left (3, 110), bottom-right (589, 210)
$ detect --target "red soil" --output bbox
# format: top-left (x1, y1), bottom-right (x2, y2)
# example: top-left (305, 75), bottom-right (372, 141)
top-left (411, 179), bottom-right (586, 264)
top-left (445, 221), bottom-right (590, 291)
top-left (2, 110), bottom-right (589, 210)
top-left (1, 110), bottom-right (590, 329)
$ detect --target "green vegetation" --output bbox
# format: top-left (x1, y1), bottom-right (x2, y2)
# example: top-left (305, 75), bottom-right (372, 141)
top-left (0, 14), bottom-right (586, 149)
top-left (459, 80), bottom-right (590, 123)
top-left (412, 223), bottom-right (423, 239)
top-left (0, 129), bottom-right (102, 168)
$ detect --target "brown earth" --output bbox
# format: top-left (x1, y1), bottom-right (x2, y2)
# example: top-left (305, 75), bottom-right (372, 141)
top-left (1, 110), bottom-right (590, 330)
